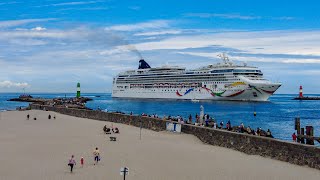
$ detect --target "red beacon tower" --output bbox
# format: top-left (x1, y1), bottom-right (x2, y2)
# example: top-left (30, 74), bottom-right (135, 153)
top-left (294, 85), bottom-right (320, 100)
top-left (299, 85), bottom-right (303, 98)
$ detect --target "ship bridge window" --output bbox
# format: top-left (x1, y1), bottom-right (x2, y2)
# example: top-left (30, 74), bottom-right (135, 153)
top-left (233, 69), bottom-right (258, 73)
top-left (211, 69), bottom-right (233, 73)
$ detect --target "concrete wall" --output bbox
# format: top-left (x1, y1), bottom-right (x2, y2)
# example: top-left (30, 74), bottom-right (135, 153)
top-left (30, 104), bottom-right (167, 132)
top-left (30, 104), bottom-right (320, 170)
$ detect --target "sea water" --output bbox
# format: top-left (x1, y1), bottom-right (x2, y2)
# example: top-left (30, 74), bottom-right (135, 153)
top-left (1, 93), bottom-right (319, 144)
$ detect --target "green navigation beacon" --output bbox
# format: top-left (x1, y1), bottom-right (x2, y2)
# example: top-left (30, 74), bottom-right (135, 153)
top-left (76, 82), bottom-right (81, 98)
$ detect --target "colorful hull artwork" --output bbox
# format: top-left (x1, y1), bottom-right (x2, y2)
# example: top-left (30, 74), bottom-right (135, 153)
top-left (260, 89), bottom-right (276, 94)
top-left (175, 82), bottom-right (274, 98)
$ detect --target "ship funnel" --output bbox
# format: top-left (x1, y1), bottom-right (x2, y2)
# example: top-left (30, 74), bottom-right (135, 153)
top-left (138, 59), bottom-right (151, 69)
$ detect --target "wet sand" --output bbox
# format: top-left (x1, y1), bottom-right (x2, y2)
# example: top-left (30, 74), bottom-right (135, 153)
top-left (0, 110), bottom-right (319, 180)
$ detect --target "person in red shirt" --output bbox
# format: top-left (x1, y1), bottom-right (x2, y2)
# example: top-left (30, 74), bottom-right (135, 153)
top-left (292, 133), bottom-right (297, 142)
top-left (80, 157), bottom-right (84, 167)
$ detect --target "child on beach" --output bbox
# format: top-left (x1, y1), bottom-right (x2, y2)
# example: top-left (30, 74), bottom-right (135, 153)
top-left (93, 147), bottom-right (100, 165)
top-left (80, 157), bottom-right (84, 167)
top-left (68, 155), bottom-right (76, 173)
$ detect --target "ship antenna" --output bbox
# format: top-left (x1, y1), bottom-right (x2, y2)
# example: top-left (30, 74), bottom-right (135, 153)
top-left (217, 53), bottom-right (231, 65)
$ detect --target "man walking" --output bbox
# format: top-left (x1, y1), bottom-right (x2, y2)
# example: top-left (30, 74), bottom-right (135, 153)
top-left (93, 147), bottom-right (100, 165)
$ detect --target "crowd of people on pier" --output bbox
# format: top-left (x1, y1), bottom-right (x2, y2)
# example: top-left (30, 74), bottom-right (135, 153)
top-left (136, 112), bottom-right (274, 138)
top-left (100, 108), bottom-right (274, 138)
top-left (114, 110), bottom-right (274, 138)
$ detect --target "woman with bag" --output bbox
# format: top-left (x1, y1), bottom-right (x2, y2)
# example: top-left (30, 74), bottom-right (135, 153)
top-left (68, 155), bottom-right (76, 173)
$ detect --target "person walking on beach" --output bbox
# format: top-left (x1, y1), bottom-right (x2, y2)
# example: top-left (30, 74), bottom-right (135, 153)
top-left (93, 147), bottom-right (100, 165)
top-left (27, 114), bottom-right (30, 120)
top-left (68, 155), bottom-right (76, 173)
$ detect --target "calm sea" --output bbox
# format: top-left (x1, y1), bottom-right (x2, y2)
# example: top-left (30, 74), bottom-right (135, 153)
top-left (1, 93), bottom-right (319, 144)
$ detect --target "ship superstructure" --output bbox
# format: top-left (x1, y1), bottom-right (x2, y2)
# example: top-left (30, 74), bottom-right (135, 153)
top-left (112, 54), bottom-right (281, 101)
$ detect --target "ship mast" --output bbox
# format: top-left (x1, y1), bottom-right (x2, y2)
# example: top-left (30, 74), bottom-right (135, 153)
top-left (217, 53), bottom-right (233, 66)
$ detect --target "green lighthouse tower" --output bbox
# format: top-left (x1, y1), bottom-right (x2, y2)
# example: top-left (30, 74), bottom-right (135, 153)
top-left (76, 82), bottom-right (81, 98)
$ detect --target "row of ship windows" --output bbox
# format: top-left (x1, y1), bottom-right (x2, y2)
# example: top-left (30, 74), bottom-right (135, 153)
top-left (115, 89), bottom-right (243, 92)
top-left (116, 86), bottom-right (245, 90)
top-left (117, 74), bottom-right (255, 80)
top-left (127, 86), bottom-right (243, 89)
top-left (117, 79), bottom-right (240, 88)
top-left (119, 70), bottom-right (261, 77)
top-left (116, 80), bottom-right (241, 84)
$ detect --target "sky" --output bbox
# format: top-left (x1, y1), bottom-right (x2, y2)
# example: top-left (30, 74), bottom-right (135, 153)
top-left (1, 0), bottom-right (320, 93)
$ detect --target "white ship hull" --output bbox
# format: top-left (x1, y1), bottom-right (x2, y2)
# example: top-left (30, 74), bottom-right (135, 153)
top-left (112, 56), bottom-right (281, 101)
top-left (112, 82), bottom-right (281, 101)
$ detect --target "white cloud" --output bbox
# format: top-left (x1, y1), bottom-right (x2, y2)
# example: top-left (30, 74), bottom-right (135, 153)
top-left (99, 47), bottom-right (130, 55)
top-left (0, 81), bottom-right (29, 88)
top-left (177, 52), bottom-right (320, 64)
top-left (132, 30), bottom-right (320, 60)
top-left (9, 39), bottom-right (47, 46)
top-left (105, 20), bottom-right (171, 31)
top-left (0, 30), bottom-right (70, 39)
top-left (31, 26), bottom-right (46, 31)
top-left (58, 7), bottom-right (109, 11)
top-left (51, 1), bottom-right (103, 6)
top-left (0, 2), bottom-right (19, 6)
top-left (134, 30), bottom-right (182, 36)
top-left (184, 13), bottom-right (295, 20)
top-left (272, 16), bottom-right (295, 20)
top-left (185, 13), bottom-right (261, 20)
top-left (0, 18), bottom-right (56, 28)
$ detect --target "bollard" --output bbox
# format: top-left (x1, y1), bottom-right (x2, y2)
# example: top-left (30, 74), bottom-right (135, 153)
top-left (300, 128), bottom-right (305, 144)
top-left (306, 126), bottom-right (314, 145)
top-left (295, 117), bottom-right (300, 131)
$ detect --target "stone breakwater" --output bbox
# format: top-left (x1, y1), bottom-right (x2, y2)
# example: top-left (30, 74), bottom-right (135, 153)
top-left (30, 104), bottom-right (320, 170)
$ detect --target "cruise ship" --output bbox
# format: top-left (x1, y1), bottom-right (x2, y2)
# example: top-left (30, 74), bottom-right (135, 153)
top-left (112, 54), bottom-right (281, 101)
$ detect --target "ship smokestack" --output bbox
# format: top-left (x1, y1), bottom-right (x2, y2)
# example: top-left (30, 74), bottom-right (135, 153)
top-left (299, 85), bottom-right (303, 98)
top-left (138, 59), bottom-right (151, 69)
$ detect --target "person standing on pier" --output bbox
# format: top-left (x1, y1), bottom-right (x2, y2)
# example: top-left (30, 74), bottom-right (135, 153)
top-left (195, 114), bottom-right (199, 124)
top-left (220, 121), bottom-right (224, 129)
top-left (292, 133), bottom-right (297, 142)
top-left (247, 126), bottom-right (252, 134)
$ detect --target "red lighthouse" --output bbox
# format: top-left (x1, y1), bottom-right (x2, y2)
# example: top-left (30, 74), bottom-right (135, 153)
top-left (299, 85), bottom-right (303, 98)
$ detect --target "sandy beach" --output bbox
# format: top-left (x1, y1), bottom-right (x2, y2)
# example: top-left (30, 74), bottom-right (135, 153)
top-left (0, 110), bottom-right (319, 180)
